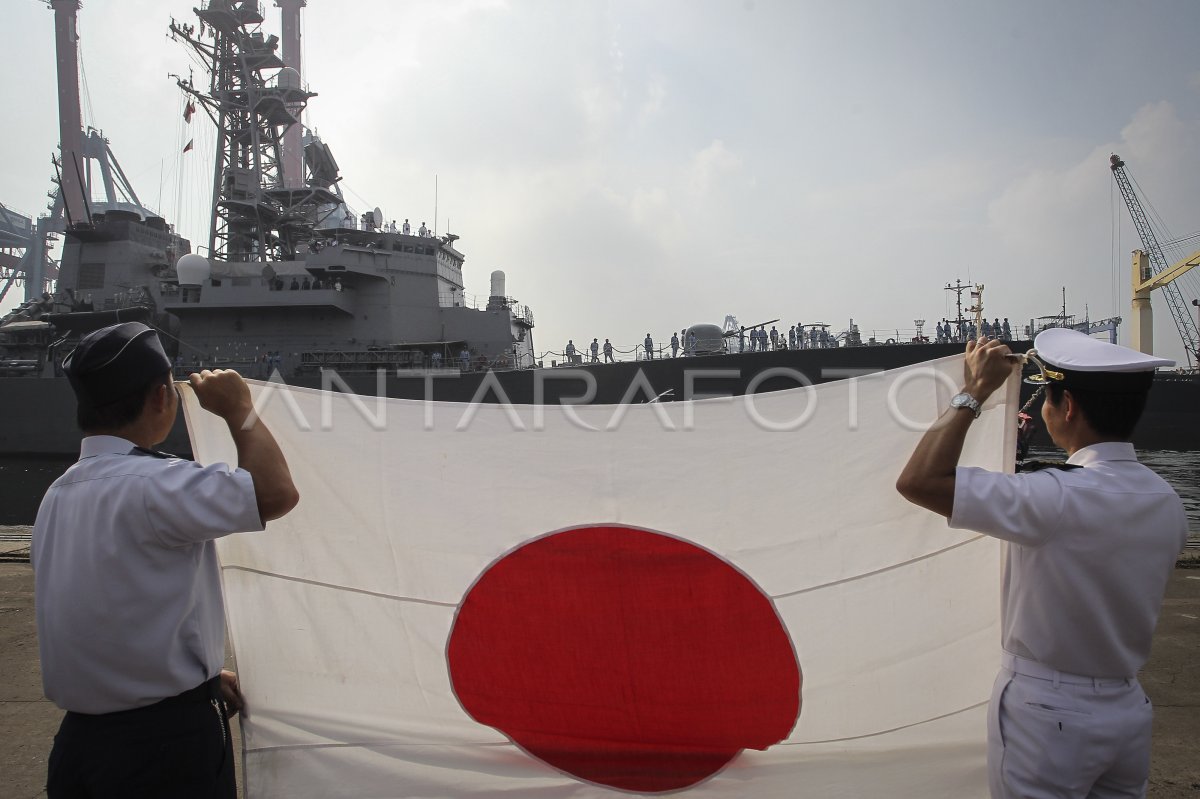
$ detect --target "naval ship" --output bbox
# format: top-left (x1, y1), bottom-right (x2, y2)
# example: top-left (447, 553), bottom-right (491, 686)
top-left (1, 0), bottom-right (1196, 462)
top-left (0, 0), bottom-right (538, 455)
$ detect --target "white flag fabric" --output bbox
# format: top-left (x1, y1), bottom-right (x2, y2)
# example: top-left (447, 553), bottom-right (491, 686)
top-left (181, 355), bottom-right (1016, 798)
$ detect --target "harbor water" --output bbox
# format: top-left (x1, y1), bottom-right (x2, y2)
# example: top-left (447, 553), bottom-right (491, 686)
top-left (2, 450), bottom-right (1199, 541)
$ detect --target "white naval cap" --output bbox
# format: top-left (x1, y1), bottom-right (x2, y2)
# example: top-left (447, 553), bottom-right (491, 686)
top-left (1029, 327), bottom-right (1174, 393)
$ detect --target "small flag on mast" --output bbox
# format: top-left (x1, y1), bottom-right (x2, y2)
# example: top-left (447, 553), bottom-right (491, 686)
top-left (182, 139), bottom-right (194, 154)
top-left (184, 101), bottom-right (196, 123)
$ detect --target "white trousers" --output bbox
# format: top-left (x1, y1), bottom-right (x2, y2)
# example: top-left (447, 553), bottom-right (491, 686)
top-left (988, 653), bottom-right (1153, 799)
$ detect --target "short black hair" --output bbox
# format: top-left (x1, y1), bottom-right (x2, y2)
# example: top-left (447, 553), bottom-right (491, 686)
top-left (1046, 383), bottom-right (1149, 441)
top-left (77, 371), bottom-right (172, 433)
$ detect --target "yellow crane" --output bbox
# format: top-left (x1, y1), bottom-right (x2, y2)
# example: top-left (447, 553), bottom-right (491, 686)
top-left (1129, 249), bottom-right (1200, 361)
top-left (1110, 154), bottom-right (1200, 368)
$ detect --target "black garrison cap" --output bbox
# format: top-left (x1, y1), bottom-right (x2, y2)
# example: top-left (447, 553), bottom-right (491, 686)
top-left (62, 322), bottom-right (172, 407)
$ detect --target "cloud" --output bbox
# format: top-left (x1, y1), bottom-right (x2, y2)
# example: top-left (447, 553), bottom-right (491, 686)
top-left (577, 83), bottom-right (624, 133)
top-left (688, 140), bottom-right (742, 196)
top-left (637, 75), bottom-right (667, 124)
top-left (988, 101), bottom-right (1200, 261)
top-left (982, 101), bottom-right (1200, 363)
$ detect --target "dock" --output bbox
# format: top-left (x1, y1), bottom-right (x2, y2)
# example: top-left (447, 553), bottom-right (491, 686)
top-left (1, 529), bottom-right (1197, 797)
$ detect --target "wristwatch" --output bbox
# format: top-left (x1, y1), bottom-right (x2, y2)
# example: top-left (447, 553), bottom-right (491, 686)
top-left (950, 392), bottom-right (982, 418)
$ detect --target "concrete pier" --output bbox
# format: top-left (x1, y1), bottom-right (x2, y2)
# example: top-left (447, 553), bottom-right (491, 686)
top-left (2, 531), bottom-right (1197, 797)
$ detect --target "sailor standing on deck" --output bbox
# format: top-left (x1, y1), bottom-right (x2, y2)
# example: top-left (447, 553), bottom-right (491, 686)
top-left (603, 339), bottom-right (614, 362)
top-left (33, 322), bottom-right (299, 799)
top-left (670, 332), bottom-right (679, 358)
top-left (590, 338), bottom-right (600, 363)
top-left (896, 329), bottom-right (1186, 799)
top-left (644, 334), bottom-right (654, 359)
top-left (402, 218), bottom-right (411, 235)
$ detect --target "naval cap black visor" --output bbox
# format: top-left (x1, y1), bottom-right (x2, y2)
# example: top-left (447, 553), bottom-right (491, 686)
top-left (63, 322), bottom-right (172, 407)
top-left (1049, 367), bottom-right (1155, 394)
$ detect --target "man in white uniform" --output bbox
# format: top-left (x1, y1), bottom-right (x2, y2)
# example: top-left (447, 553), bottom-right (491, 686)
top-left (896, 329), bottom-right (1187, 799)
top-left (33, 322), bottom-right (300, 798)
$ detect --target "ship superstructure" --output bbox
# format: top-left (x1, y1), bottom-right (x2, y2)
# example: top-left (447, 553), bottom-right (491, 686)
top-left (41, 0), bottom-right (535, 378)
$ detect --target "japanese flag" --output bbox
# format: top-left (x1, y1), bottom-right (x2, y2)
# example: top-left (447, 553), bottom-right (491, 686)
top-left (182, 354), bottom-right (1014, 798)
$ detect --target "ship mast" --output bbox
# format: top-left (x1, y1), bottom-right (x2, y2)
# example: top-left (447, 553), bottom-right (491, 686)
top-left (275, 0), bottom-right (307, 189)
top-left (171, 1), bottom-right (315, 263)
top-left (50, 0), bottom-right (86, 229)
top-left (944, 278), bottom-right (969, 333)
top-left (9, 1), bottom-right (158, 304)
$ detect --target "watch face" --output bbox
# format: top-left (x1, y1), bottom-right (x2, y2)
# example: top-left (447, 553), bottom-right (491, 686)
top-left (951, 393), bottom-right (978, 411)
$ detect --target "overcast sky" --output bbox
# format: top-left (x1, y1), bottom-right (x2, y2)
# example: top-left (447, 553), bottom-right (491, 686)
top-left (3, 0), bottom-right (1199, 365)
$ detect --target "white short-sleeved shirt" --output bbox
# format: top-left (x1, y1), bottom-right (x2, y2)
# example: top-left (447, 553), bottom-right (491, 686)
top-left (33, 435), bottom-right (263, 714)
top-left (951, 442), bottom-right (1187, 678)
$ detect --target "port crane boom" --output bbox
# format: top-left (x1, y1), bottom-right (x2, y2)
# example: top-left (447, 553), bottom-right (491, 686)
top-left (1109, 154), bottom-right (1199, 368)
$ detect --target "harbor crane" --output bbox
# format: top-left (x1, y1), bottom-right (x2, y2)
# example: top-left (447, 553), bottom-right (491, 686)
top-left (1109, 154), bottom-right (1200, 369)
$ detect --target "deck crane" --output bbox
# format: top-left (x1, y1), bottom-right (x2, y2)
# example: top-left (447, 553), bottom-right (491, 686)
top-left (1109, 154), bottom-right (1200, 369)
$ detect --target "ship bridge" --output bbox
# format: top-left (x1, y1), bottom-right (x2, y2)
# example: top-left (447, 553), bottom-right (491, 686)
top-left (159, 260), bottom-right (355, 316)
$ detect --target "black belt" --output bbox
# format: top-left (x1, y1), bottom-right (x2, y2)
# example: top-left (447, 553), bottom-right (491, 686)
top-left (66, 676), bottom-right (223, 721)
top-left (158, 675), bottom-right (223, 707)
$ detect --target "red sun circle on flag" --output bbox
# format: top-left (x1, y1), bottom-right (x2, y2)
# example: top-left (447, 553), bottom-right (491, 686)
top-left (448, 525), bottom-right (801, 793)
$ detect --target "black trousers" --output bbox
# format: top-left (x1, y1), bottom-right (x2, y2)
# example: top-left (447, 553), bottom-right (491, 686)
top-left (47, 676), bottom-right (236, 799)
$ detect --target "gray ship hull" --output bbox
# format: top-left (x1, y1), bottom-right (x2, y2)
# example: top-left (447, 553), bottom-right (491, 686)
top-left (3, 341), bottom-right (1195, 457)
